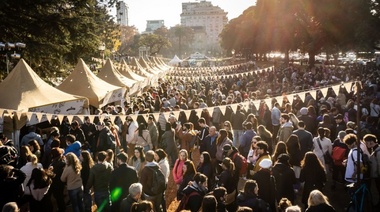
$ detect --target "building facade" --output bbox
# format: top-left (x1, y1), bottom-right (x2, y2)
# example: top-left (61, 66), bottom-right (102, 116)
top-left (116, 1), bottom-right (129, 26)
top-left (145, 20), bottom-right (165, 33)
top-left (180, 0), bottom-right (228, 54)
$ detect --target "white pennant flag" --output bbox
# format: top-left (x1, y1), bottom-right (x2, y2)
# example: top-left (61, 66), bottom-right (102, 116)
top-left (130, 114), bottom-right (138, 122)
top-left (207, 107), bottom-right (214, 116)
top-left (275, 96), bottom-right (284, 105)
top-left (264, 98), bottom-right (272, 109)
top-left (56, 115), bottom-right (65, 124)
top-left (298, 92), bottom-right (306, 103)
top-left (172, 111), bottom-right (181, 120)
top-left (219, 106), bottom-right (227, 116)
top-left (308, 90), bottom-right (317, 100)
top-left (0, 109), bottom-right (4, 116)
top-left (152, 113), bottom-right (160, 123)
top-left (230, 104), bottom-right (238, 113)
top-left (343, 82), bottom-right (353, 92)
top-left (253, 100), bottom-right (261, 111)
top-left (26, 112), bottom-right (34, 123)
top-left (45, 114), bottom-right (53, 123)
top-left (320, 87), bottom-right (329, 98)
top-left (195, 108), bottom-right (203, 116)
top-left (332, 85), bottom-right (340, 96)
top-left (110, 115), bottom-right (117, 124)
top-left (184, 110), bottom-right (192, 120)
top-left (67, 115), bottom-right (74, 124)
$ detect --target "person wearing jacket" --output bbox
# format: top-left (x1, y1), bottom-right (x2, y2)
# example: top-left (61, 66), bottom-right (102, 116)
top-left (239, 122), bottom-right (256, 158)
top-left (172, 149), bottom-right (188, 187)
top-left (236, 179), bottom-right (270, 212)
top-left (60, 152), bottom-right (84, 212)
top-left (134, 123), bottom-right (153, 152)
top-left (21, 125), bottom-right (43, 147)
top-left (86, 151), bottom-right (113, 211)
top-left (120, 183), bottom-right (143, 212)
top-left (64, 134), bottom-right (82, 158)
top-left (252, 159), bottom-right (276, 212)
top-left (253, 141), bottom-right (272, 174)
top-left (177, 173), bottom-right (208, 212)
top-left (305, 190), bottom-right (335, 212)
top-left (277, 113), bottom-right (294, 143)
top-left (110, 152), bottom-right (138, 212)
top-left (272, 153), bottom-right (297, 204)
top-left (0, 164), bottom-right (26, 209)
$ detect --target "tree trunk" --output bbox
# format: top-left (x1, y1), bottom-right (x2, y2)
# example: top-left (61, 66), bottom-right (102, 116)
top-left (308, 51), bottom-right (316, 67)
top-left (284, 49), bottom-right (289, 65)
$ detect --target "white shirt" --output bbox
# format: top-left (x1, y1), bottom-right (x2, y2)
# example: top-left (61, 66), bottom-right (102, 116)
top-left (313, 136), bottom-right (332, 167)
top-left (21, 162), bottom-right (43, 195)
top-left (345, 148), bottom-right (363, 183)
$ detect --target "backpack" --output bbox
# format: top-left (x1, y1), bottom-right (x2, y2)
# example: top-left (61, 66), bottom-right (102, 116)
top-left (147, 166), bottom-right (166, 195)
top-left (232, 152), bottom-right (248, 176)
top-left (351, 148), bottom-right (371, 179)
top-left (332, 146), bottom-right (347, 166)
top-left (175, 191), bottom-right (201, 212)
top-left (106, 131), bottom-right (116, 149)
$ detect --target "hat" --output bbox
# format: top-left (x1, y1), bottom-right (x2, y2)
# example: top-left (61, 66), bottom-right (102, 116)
top-left (300, 107), bottom-right (308, 115)
top-left (223, 144), bottom-right (232, 152)
top-left (259, 158), bottom-right (272, 169)
top-left (334, 114), bottom-right (343, 119)
top-left (277, 153), bottom-right (290, 163)
top-left (338, 131), bottom-right (347, 139)
top-left (51, 147), bottom-right (64, 159)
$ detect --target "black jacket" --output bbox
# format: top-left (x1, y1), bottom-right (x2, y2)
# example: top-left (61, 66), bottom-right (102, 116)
top-left (236, 192), bottom-right (270, 212)
top-left (120, 194), bottom-right (138, 212)
top-left (272, 162), bottom-right (296, 203)
top-left (109, 163), bottom-right (138, 201)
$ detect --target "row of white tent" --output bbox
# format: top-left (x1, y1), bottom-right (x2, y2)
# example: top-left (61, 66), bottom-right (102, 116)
top-left (0, 56), bottom-right (170, 116)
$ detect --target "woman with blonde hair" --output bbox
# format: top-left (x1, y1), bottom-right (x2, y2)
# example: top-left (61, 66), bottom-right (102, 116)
top-left (172, 149), bottom-right (188, 188)
top-left (21, 154), bottom-right (43, 196)
top-left (61, 152), bottom-right (84, 212)
top-left (305, 190), bottom-right (335, 212)
top-left (257, 125), bottom-right (273, 154)
top-left (80, 150), bottom-right (94, 212)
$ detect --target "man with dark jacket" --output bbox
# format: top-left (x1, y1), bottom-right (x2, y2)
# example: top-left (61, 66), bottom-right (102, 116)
top-left (292, 121), bottom-right (314, 159)
top-left (69, 120), bottom-right (86, 144)
top-left (230, 104), bottom-right (245, 147)
top-left (223, 144), bottom-right (243, 183)
top-left (110, 152), bottom-right (138, 211)
top-left (120, 183), bottom-right (143, 212)
top-left (239, 122), bottom-right (256, 158)
top-left (200, 126), bottom-right (218, 163)
top-left (86, 151), bottom-right (113, 211)
top-left (140, 150), bottom-right (164, 212)
top-left (297, 107), bottom-right (316, 135)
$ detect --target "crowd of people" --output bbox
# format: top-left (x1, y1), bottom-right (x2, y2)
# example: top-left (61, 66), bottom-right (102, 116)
top-left (1, 61), bottom-right (380, 212)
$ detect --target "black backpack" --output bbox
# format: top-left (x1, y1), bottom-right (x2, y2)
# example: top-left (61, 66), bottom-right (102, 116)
top-left (147, 166), bottom-right (166, 195)
top-left (351, 148), bottom-right (371, 179)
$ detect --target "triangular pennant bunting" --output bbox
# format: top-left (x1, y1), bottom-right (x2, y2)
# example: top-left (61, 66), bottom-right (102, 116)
top-left (320, 87), bottom-right (329, 98)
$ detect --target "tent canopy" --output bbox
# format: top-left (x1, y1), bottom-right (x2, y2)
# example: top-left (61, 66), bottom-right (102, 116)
top-left (57, 58), bottom-right (121, 108)
top-left (0, 59), bottom-right (88, 112)
top-left (168, 55), bottom-right (182, 65)
top-left (98, 59), bottom-right (137, 88)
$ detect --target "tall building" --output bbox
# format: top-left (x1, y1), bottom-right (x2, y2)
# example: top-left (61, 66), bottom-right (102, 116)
top-left (116, 1), bottom-right (129, 26)
top-left (145, 20), bottom-right (165, 33)
top-left (180, 0), bottom-right (228, 53)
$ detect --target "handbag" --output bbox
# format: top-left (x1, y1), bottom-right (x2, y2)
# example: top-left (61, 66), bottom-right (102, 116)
top-left (317, 138), bottom-right (333, 165)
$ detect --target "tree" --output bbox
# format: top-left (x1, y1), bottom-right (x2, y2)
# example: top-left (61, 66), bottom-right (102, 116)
top-left (169, 25), bottom-right (194, 58)
top-left (118, 25), bottom-right (139, 57)
top-left (138, 33), bottom-right (171, 55)
top-left (0, 0), bottom-right (117, 79)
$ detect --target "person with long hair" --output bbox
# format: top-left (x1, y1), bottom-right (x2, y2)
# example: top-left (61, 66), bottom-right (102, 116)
top-left (26, 167), bottom-right (52, 211)
top-left (243, 114), bottom-right (258, 132)
top-left (197, 151), bottom-right (215, 190)
top-left (313, 127), bottom-right (332, 172)
top-left (246, 136), bottom-right (261, 179)
top-left (134, 123), bottom-right (153, 152)
top-left (18, 145), bottom-right (32, 168)
top-left (42, 128), bottom-right (60, 168)
top-left (218, 158), bottom-right (236, 206)
top-left (130, 200), bottom-right (154, 212)
top-left (0, 164), bottom-right (26, 209)
top-left (80, 150), bottom-right (94, 212)
top-left (236, 180), bottom-right (270, 211)
top-left (223, 121), bottom-right (234, 141)
top-left (300, 152), bottom-right (326, 208)
top-left (49, 147), bottom-right (66, 212)
top-left (128, 146), bottom-right (146, 177)
top-left (286, 135), bottom-right (302, 180)
top-left (272, 154), bottom-right (297, 204)
top-left (177, 160), bottom-right (197, 200)
top-left (28, 140), bottom-right (42, 162)
top-left (318, 114), bottom-right (335, 140)
top-left (272, 141), bottom-right (289, 164)
top-left (257, 125), bottom-right (274, 154)
top-left (161, 122), bottom-right (177, 167)
top-left (106, 149), bottom-right (115, 167)
top-left (215, 129), bottom-right (233, 166)
top-left (172, 149), bottom-right (188, 188)
top-left (61, 153), bottom-right (84, 212)
top-left (21, 154), bottom-right (43, 197)
top-left (176, 122), bottom-right (197, 159)
top-left (305, 190), bottom-right (335, 212)
top-left (201, 195), bottom-right (218, 212)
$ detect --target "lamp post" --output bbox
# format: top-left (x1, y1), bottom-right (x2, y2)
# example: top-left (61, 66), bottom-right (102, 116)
top-left (98, 42), bottom-right (105, 65)
top-left (0, 42), bottom-right (26, 75)
top-left (231, 49), bottom-right (235, 65)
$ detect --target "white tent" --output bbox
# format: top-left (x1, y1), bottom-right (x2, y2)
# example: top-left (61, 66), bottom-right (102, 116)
top-left (168, 55), bottom-right (182, 66)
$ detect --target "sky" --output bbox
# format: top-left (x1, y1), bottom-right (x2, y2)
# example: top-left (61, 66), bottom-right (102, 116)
top-left (112, 0), bottom-right (257, 32)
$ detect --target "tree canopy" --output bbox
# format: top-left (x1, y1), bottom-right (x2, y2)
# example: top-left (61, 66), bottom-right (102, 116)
top-left (220, 0), bottom-right (380, 66)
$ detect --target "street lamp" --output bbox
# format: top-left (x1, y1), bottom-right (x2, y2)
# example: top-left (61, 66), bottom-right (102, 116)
top-left (0, 42), bottom-right (26, 74)
top-left (98, 42), bottom-right (105, 65)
